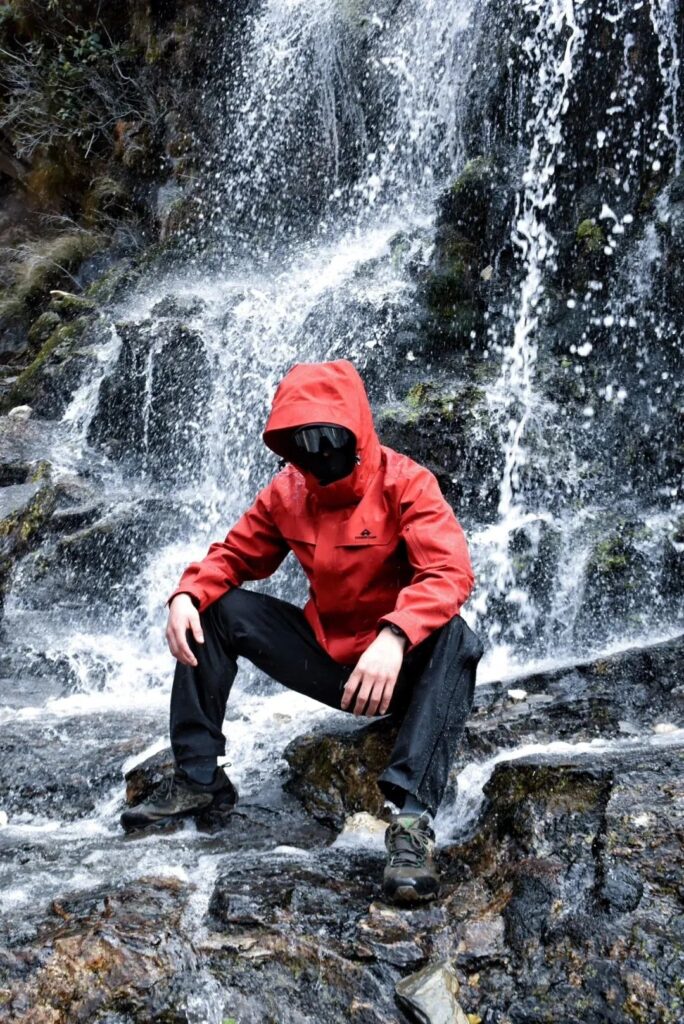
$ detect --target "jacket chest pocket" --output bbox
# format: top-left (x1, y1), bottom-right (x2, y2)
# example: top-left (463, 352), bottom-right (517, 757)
top-left (332, 524), bottom-right (399, 581)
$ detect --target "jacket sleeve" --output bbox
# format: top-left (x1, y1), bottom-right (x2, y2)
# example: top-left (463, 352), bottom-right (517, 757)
top-left (377, 467), bottom-right (475, 648)
top-left (167, 482), bottom-right (290, 612)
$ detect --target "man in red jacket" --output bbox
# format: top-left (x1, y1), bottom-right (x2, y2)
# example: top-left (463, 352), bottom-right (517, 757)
top-left (121, 359), bottom-right (483, 902)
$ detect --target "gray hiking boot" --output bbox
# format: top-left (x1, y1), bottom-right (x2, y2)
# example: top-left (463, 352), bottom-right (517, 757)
top-left (383, 813), bottom-right (440, 903)
top-left (120, 765), bottom-right (238, 833)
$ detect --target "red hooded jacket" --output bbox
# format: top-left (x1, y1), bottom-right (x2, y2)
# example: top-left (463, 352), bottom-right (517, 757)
top-left (169, 360), bottom-right (475, 664)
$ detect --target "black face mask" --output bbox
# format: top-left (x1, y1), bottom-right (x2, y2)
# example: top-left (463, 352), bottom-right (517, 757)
top-left (292, 424), bottom-right (357, 485)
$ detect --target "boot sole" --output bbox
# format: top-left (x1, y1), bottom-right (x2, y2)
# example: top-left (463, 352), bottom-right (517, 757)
top-left (384, 883), bottom-right (440, 904)
top-left (121, 813), bottom-right (188, 836)
top-left (120, 792), bottom-right (238, 835)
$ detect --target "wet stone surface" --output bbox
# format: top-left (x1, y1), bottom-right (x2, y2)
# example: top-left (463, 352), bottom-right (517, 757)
top-left (284, 634), bottom-right (684, 828)
top-left (1, 667), bottom-right (682, 1023)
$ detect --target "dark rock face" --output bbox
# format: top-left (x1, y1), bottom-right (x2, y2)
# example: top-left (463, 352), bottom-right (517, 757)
top-left (88, 308), bottom-right (211, 484)
top-left (440, 746), bottom-right (684, 1024)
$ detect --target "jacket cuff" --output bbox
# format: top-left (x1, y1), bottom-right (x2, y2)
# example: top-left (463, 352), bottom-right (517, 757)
top-left (167, 589), bottom-right (202, 610)
top-left (377, 611), bottom-right (423, 650)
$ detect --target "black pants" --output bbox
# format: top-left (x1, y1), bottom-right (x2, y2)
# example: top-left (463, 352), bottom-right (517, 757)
top-left (170, 588), bottom-right (484, 816)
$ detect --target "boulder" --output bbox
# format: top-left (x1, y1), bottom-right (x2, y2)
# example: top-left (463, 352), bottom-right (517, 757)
top-left (12, 497), bottom-right (196, 612)
top-left (0, 466), bottom-right (56, 610)
top-left (87, 310), bottom-right (211, 483)
top-left (284, 635), bottom-right (684, 826)
top-left (0, 877), bottom-right (195, 1023)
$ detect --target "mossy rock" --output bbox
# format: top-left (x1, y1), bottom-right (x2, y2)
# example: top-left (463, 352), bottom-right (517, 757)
top-left (27, 311), bottom-right (62, 346)
top-left (2, 317), bottom-right (91, 411)
top-left (0, 476), bottom-right (57, 607)
top-left (284, 719), bottom-right (397, 829)
top-left (574, 524), bottom-right (652, 640)
top-left (47, 291), bottom-right (97, 319)
top-left (576, 218), bottom-right (605, 253)
top-left (84, 258), bottom-right (139, 303)
top-left (437, 156), bottom-right (497, 241)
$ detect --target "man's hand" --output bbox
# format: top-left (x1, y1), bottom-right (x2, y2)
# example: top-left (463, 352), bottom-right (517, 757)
top-left (166, 593), bottom-right (204, 666)
top-left (341, 628), bottom-right (406, 717)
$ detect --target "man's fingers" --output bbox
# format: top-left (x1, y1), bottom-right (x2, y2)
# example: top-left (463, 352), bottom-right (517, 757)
top-left (190, 610), bottom-right (204, 644)
top-left (172, 626), bottom-right (197, 667)
top-left (341, 667), bottom-right (363, 710)
top-left (364, 678), bottom-right (388, 718)
top-left (353, 676), bottom-right (376, 716)
top-left (378, 678), bottom-right (396, 715)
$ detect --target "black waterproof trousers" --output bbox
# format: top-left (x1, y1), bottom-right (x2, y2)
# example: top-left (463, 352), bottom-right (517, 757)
top-left (170, 588), bottom-right (484, 815)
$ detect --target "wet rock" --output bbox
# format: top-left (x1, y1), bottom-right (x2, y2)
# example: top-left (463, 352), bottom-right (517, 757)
top-left (12, 497), bottom-right (196, 613)
top-left (0, 713), bottom-right (160, 822)
top-left (285, 636), bottom-right (684, 826)
top-left (3, 315), bottom-right (98, 417)
top-left (206, 848), bottom-right (402, 1021)
top-left (395, 961), bottom-right (468, 1024)
top-left (284, 718), bottom-right (397, 829)
top-left (574, 523), bottom-right (652, 638)
top-left (439, 742), bottom-right (684, 1022)
top-left (377, 379), bottom-right (503, 524)
top-left (87, 316), bottom-right (211, 483)
top-left (0, 469), bottom-right (57, 610)
top-left (0, 876), bottom-right (194, 1023)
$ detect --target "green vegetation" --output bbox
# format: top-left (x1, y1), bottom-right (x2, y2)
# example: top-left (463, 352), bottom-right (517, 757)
top-left (3, 316), bottom-right (89, 409)
top-left (0, 231), bottom-right (104, 320)
top-left (576, 218), bottom-right (605, 253)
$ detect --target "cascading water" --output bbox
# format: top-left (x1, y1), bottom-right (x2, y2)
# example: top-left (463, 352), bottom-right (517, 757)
top-left (1, 0), bottom-right (683, 1010)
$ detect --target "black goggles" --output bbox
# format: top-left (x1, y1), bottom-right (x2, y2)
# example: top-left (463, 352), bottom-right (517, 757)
top-left (292, 425), bottom-right (352, 454)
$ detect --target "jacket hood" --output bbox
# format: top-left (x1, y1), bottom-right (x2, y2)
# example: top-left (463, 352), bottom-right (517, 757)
top-left (262, 359), bottom-right (381, 506)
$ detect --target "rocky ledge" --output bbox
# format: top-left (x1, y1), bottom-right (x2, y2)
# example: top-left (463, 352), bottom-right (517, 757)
top-left (0, 635), bottom-right (682, 1023)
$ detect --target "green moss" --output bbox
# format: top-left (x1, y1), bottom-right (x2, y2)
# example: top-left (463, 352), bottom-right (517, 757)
top-left (450, 156), bottom-right (494, 196)
top-left (4, 317), bottom-right (89, 409)
top-left (406, 381), bottom-right (436, 409)
top-left (489, 763), bottom-right (607, 814)
top-left (576, 219), bottom-right (605, 252)
top-left (48, 291), bottom-right (96, 318)
top-left (28, 460), bottom-right (51, 484)
top-left (592, 537), bottom-right (630, 575)
top-left (27, 310), bottom-right (62, 345)
top-left (84, 260), bottom-right (136, 302)
top-left (0, 483), bottom-right (55, 550)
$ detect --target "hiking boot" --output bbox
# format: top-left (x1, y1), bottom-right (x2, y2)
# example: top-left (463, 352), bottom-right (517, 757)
top-left (120, 765), bottom-right (238, 833)
top-left (383, 813), bottom-right (440, 903)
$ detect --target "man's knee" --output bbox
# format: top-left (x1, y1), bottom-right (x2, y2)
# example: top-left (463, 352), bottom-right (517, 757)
top-left (442, 614), bottom-right (485, 663)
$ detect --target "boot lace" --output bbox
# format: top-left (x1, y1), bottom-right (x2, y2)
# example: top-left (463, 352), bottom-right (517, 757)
top-left (387, 818), bottom-right (432, 867)
top-left (155, 772), bottom-right (183, 801)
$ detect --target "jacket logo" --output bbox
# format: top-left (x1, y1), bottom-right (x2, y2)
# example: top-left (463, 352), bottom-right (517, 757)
top-left (356, 528), bottom-right (376, 539)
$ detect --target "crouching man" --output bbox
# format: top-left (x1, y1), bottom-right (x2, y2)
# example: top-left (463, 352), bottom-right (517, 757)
top-left (121, 359), bottom-right (484, 903)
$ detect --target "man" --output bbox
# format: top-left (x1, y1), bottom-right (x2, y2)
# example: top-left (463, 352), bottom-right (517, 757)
top-left (121, 359), bottom-right (483, 903)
